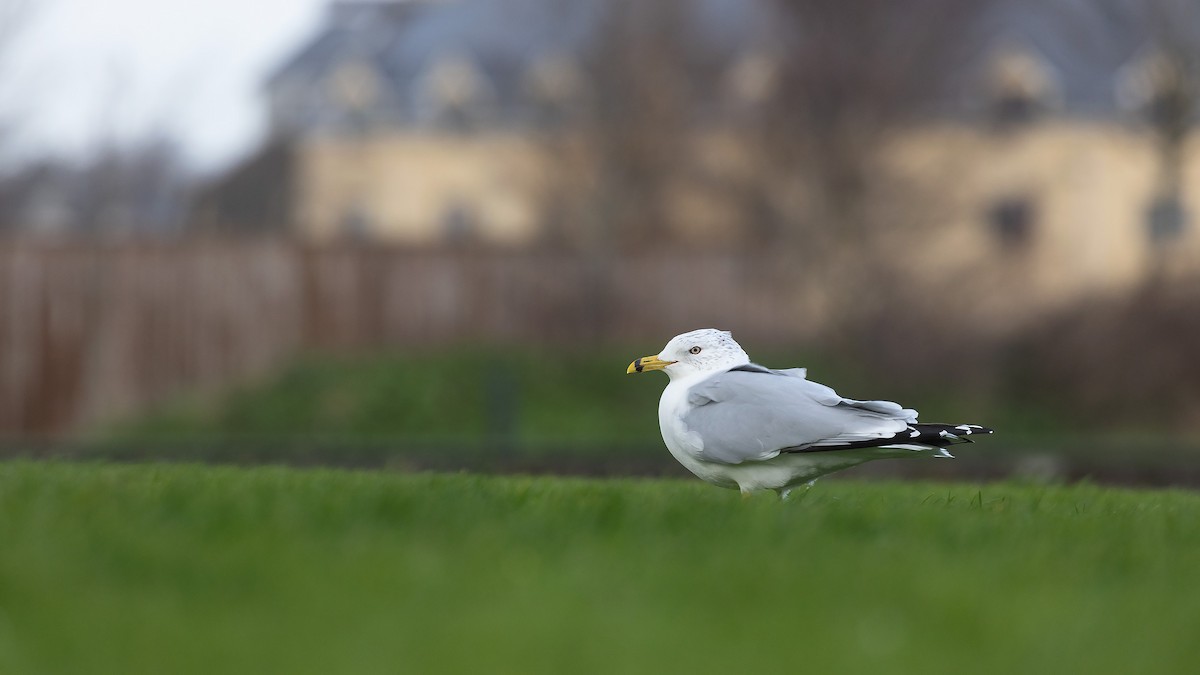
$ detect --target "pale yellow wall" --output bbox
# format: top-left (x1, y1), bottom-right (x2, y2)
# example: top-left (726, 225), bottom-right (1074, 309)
top-left (890, 122), bottom-right (1200, 320)
top-left (295, 132), bottom-right (546, 245)
top-left (291, 122), bottom-right (1200, 323)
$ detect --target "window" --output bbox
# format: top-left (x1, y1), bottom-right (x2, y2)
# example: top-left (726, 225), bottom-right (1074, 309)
top-left (339, 203), bottom-right (373, 240)
top-left (523, 56), bottom-right (586, 127)
top-left (985, 44), bottom-right (1057, 128)
top-left (986, 196), bottom-right (1036, 250)
top-left (417, 55), bottom-right (495, 132)
top-left (1146, 195), bottom-right (1188, 243)
top-left (441, 200), bottom-right (477, 245)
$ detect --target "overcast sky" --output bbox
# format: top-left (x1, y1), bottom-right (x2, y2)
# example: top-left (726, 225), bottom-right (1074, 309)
top-left (1, 0), bottom-right (332, 171)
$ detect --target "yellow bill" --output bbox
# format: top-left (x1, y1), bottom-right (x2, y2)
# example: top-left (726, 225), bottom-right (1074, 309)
top-left (627, 355), bottom-right (676, 374)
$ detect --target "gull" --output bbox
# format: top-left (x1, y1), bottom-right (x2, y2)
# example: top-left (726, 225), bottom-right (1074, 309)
top-left (627, 328), bottom-right (993, 499)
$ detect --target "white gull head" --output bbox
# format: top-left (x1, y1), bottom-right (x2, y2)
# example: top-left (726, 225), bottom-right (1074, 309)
top-left (627, 328), bottom-right (751, 380)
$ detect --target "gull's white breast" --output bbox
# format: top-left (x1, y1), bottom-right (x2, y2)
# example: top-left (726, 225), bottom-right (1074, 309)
top-left (657, 375), bottom-right (740, 488)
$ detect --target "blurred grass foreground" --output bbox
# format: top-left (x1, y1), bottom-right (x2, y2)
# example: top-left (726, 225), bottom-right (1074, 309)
top-left (3, 0), bottom-right (1200, 484)
top-left (1, 462), bottom-right (1198, 675)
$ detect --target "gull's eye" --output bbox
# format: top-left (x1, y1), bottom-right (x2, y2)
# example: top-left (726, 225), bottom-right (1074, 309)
top-left (689, 346), bottom-right (702, 355)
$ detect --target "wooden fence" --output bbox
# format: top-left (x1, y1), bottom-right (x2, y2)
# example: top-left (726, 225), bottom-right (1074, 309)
top-left (0, 240), bottom-right (819, 434)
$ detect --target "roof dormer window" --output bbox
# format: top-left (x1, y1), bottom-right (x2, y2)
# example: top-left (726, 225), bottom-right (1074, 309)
top-left (984, 43), bottom-right (1059, 127)
top-left (522, 55), bottom-right (586, 125)
top-left (329, 61), bottom-right (381, 111)
top-left (416, 53), bottom-right (496, 131)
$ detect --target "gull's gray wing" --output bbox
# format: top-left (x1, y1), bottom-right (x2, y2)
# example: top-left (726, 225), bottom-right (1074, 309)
top-left (681, 365), bottom-right (918, 465)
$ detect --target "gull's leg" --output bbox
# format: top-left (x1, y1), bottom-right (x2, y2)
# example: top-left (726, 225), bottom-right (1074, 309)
top-left (740, 485), bottom-right (753, 501)
top-left (779, 480), bottom-right (819, 503)
top-left (798, 479), bottom-right (819, 499)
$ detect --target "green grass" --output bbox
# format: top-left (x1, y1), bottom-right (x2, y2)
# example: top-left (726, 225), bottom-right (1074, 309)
top-left (1, 462), bottom-right (1198, 674)
top-left (102, 349), bottom-right (666, 444)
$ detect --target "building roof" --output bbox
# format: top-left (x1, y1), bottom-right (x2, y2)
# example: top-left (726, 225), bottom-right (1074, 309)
top-left (263, 0), bottom-right (1196, 136)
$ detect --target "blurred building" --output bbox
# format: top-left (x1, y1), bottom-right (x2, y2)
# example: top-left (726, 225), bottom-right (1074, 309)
top-left (196, 0), bottom-right (595, 244)
top-left (908, 2), bottom-right (1200, 316)
top-left (195, 0), bottom-right (1200, 302)
top-left (193, 0), bottom-right (764, 245)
